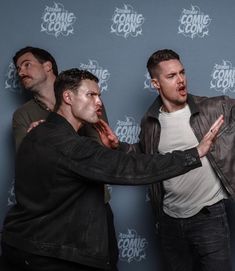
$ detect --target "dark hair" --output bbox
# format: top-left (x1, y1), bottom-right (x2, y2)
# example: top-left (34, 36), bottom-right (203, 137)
top-left (13, 46), bottom-right (58, 76)
top-left (54, 68), bottom-right (99, 111)
top-left (147, 49), bottom-right (180, 78)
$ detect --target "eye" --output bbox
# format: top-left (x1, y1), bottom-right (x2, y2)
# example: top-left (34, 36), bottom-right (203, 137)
top-left (25, 62), bottom-right (31, 68)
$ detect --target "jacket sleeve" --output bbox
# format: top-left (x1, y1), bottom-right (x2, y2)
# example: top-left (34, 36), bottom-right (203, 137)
top-left (68, 138), bottom-right (202, 185)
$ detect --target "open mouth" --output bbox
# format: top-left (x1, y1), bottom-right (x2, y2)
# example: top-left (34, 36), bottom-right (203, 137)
top-left (96, 108), bottom-right (102, 116)
top-left (178, 85), bottom-right (187, 95)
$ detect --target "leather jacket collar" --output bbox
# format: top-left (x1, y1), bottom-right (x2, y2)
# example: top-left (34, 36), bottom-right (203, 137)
top-left (146, 93), bottom-right (200, 120)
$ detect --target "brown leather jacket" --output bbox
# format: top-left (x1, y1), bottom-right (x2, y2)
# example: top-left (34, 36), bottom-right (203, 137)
top-left (139, 94), bottom-right (235, 227)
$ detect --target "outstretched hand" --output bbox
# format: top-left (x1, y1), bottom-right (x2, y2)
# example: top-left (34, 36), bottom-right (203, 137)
top-left (197, 115), bottom-right (224, 158)
top-left (94, 119), bottom-right (119, 149)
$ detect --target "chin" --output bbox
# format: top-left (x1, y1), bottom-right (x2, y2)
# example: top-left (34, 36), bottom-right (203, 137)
top-left (90, 117), bottom-right (99, 124)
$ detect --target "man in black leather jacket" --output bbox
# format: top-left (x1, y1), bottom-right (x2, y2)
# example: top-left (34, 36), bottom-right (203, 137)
top-left (1, 68), bottom-right (222, 271)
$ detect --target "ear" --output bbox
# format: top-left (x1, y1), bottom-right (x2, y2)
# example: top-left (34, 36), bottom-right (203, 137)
top-left (62, 90), bottom-right (73, 105)
top-left (151, 78), bottom-right (160, 90)
top-left (43, 61), bottom-right (53, 72)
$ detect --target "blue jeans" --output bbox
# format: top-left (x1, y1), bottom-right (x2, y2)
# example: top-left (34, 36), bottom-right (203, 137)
top-left (160, 200), bottom-right (232, 271)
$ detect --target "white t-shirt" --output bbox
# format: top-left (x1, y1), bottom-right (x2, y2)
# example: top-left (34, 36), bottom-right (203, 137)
top-left (158, 104), bottom-right (227, 218)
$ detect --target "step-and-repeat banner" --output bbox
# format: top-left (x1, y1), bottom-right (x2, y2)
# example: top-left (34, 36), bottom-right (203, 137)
top-left (1, 0), bottom-right (235, 270)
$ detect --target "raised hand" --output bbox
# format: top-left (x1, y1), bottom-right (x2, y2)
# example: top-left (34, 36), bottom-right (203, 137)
top-left (94, 119), bottom-right (119, 149)
top-left (197, 115), bottom-right (224, 158)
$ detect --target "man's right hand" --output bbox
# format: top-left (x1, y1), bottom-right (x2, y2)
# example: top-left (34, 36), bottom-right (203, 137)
top-left (197, 115), bottom-right (224, 158)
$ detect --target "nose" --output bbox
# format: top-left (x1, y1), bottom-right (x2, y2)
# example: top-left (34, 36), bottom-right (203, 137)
top-left (96, 96), bottom-right (102, 107)
top-left (177, 74), bottom-right (184, 83)
top-left (18, 67), bottom-right (25, 77)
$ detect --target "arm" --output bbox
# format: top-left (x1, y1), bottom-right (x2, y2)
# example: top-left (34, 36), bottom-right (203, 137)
top-left (69, 115), bottom-right (223, 185)
top-left (94, 115), bottom-right (224, 158)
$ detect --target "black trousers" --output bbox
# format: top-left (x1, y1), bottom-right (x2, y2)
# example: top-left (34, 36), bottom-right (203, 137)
top-left (160, 200), bottom-right (232, 271)
top-left (1, 242), bottom-right (117, 271)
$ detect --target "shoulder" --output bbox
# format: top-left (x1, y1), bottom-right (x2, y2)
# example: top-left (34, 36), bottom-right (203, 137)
top-left (192, 94), bottom-right (230, 106)
top-left (190, 94), bottom-right (235, 118)
top-left (13, 99), bottom-right (49, 123)
top-left (13, 100), bottom-right (37, 116)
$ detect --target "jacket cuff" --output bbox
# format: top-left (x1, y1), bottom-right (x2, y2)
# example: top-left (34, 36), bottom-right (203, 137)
top-left (183, 147), bottom-right (201, 167)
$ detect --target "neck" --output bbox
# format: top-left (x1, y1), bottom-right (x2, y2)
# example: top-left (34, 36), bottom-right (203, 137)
top-left (34, 92), bottom-right (55, 111)
top-left (161, 102), bottom-right (187, 113)
top-left (33, 74), bottom-right (56, 111)
top-left (33, 77), bottom-right (56, 111)
top-left (56, 107), bottom-right (83, 132)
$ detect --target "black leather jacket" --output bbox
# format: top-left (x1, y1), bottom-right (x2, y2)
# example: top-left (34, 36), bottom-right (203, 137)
top-left (140, 94), bottom-right (235, 226)
top-left (2, 112), bottom-right (201, 269)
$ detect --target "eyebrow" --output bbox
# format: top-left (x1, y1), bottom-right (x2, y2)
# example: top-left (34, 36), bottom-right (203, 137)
top-left (16, 59), bottom-right (30, 69)
top-left (89, 90), bottom-right (101, 96)
top-left (167, 68), bottom-right (185, 76)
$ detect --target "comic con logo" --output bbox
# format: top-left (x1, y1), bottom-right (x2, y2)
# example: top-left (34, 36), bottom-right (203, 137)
top-left (5, 62), bottom-right (21, 93)
top-left (144, 72), bottom-right (155, 92)
top-left (41, 2), bottom-right (76, 37)
top-left (210, 60), bottom-right (235, 94)
top-left (80, 60), bottom-right (110, 93)
top-left (118, 229), bottom-right (148, 263)
top-left (178, 5), bottom-right (211, 39)
top-left (115, 116), bottom-right (140, 144)
top-left (111, 4), bottom-right (145, 38)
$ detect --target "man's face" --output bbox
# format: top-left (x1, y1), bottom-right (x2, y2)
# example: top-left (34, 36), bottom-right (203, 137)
top-left (152, 59), bottom-right (188, 112)
top-left (16, 52), bottom-right (49, 92)
top-left (70, 79), bottom-right (102, 124)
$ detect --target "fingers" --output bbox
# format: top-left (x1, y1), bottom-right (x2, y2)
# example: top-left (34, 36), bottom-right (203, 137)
top-left (202, 115), bottom-right (224, 141)
top-left (197, 115), bottom-right (224, 158)
top-left (209, 115), bottom-right (224, 135)
top-left (93, 123), bottom-right (104, 134)
top-left (94, 119), bottom-right (117, 138)
top-left (99, 119), bottom-right (113, 133)
top-left (94, 119), bottom-right (109, 133)
top-left (108, 134), bottom-right (119, 144)
top-left (27, 120), bottom-right (45, 133)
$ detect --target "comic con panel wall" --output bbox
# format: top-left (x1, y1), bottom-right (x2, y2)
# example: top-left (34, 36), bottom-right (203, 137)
top-left (1, 0), bottom-right (235, 270)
